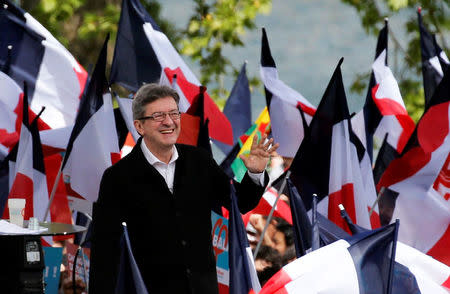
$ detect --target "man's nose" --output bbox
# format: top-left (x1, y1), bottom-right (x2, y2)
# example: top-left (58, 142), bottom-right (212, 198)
top-left (161, 113), bottom-right (174, 124)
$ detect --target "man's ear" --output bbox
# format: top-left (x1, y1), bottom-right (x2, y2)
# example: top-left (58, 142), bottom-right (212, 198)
top-left (134, 120), bottom-right (143, 136)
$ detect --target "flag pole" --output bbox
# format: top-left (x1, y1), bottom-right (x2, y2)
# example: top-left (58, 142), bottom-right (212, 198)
top-left (387, 219), bottom-right (399, 294)
top-left (42, 152), bottom-right (67, 222)
top-left (311, 194), bottom-right (320, 251)
top-left (369, 186), bottom-right (385, 218)
top-left (253, 170), bottom-right (291, 259)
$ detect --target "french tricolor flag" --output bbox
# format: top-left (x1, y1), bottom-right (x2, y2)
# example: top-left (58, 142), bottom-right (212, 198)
top-left (377, 68), bottom-right (450, 266)
top-left (260, 28), bottom-right (316, 158)
top-left (0, 74), bottom-right (72, 230)
top-left (0, 1), bottom-right (87, 130)
top-left (0, 70), bottom-right (62, 157)
top-left (229, 184), bottom-right (261, 294)
top-left (0, 71), bottom-right (23, 158)
top-left (259, 223), bottom-right (450, 294)
top-left (245, 187), bottom-right (293, 226)
top-left (418, 7), bottom-right (450, 105)
top-left (2, 83), bottom-right (50, 223)
top-left (352, 20), bottom-right (415, 163)
top-left (110, 0), bottom-right (232, 145)
top-left (62, 36), bottom-right (120, 203)
top-left (289, 58), bottom-right (375, 233)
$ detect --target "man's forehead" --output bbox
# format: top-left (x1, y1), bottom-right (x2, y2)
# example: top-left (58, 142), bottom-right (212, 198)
top-left (144, 96), bottom-right (178, 112)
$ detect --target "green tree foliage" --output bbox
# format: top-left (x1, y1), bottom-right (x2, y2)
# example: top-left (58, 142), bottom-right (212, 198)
top-left (181, 0), bottom-right (271, 104)
top-left (19, 0), bottom-right (271, 104)
top-left (341, 0), bottom-right (449, 121)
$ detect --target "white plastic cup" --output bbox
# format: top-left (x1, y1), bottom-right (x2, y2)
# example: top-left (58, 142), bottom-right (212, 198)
top-left (8, 198), bottom-right (26, 227)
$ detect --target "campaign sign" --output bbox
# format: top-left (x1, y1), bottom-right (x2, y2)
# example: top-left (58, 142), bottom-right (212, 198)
top-left (43, 246), bottom-right (63, 294)
top-left (211, 211), bottom-right (229, 294)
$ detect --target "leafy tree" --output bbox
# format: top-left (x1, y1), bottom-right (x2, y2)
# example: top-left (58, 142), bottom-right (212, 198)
top-left (19, 0), bottom-right (272, 104)
top-left (181, 0), bottom-right (271, 105)
top-left (341, 0), bottom-right (449, 121)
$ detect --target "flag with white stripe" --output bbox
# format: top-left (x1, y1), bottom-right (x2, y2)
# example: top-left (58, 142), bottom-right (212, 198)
top-left (260, 28), bottom-right (316, 158)
top-left (110, 0), bottom-right (232, 145)
top-left (62, 36), bottom-right (120, 203)
top-left (418, 7), bottom-right (450, 105)
top-left (377, 68), bottom-right (450, 266)
top-left (1, 1), bottom-right (87, 129)
top-left (289, 58), bottom-right (375, 233)
top-left (229, 184), bottom-right (261, 294)
top-left (2, 84), bottom-right (50, 223)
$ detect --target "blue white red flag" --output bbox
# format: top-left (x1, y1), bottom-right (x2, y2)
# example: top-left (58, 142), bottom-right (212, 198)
top-left (260, 28), bottom-right (316, 158)
top-left (229, 184), bottom-right (261, 294)
top-left (62, 36), bottom-right (120, 203)
top-left (289, 58), bottom-right (375, 233)
top-left (377, 68), bottom-right (450, 266)
top-left (110, 0), bottom-right (232, 145)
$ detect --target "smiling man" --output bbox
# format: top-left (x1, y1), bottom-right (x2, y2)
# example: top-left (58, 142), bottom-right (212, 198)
top-left (89, 84), bottom-right (278, 294)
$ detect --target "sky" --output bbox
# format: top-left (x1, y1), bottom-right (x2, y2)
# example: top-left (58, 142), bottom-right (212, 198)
top-left (159, 0), bottom-right (416, 159)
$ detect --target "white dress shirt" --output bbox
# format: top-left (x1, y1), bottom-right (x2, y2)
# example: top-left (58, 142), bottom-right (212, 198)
top-left (140, 140), bottom-right (264, 193)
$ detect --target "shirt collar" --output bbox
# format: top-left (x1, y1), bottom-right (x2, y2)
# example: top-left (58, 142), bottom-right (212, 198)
top-left (140, 139), bottom-right (178, 165)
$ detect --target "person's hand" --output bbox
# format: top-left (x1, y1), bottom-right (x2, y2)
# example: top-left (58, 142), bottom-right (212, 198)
top-left (239, 134), bottom-right (279, 173)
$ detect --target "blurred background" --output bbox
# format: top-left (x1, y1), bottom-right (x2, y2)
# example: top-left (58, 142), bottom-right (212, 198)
top-left (16, 0), bottom-right (449, 121)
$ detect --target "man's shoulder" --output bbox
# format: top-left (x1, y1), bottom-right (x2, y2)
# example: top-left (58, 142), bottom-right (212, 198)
top-left (176, 144), bottom-right (212, 161)
top-left (104, 145), bottom-right (142, 176)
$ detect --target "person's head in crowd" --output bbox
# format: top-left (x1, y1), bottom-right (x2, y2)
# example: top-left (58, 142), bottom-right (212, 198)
top-left (281, 245), bottom-right (297, 266)
top-left (273, 218), bottom-right (294, 255)
top-left (247, 214), bottom-right (294, 256)
top-left (132, 83), bottom-right (181, 161)
top-left (247, 214), bottom-right (277, 250)
top-left (254, 245), bottom-right (282, 286)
